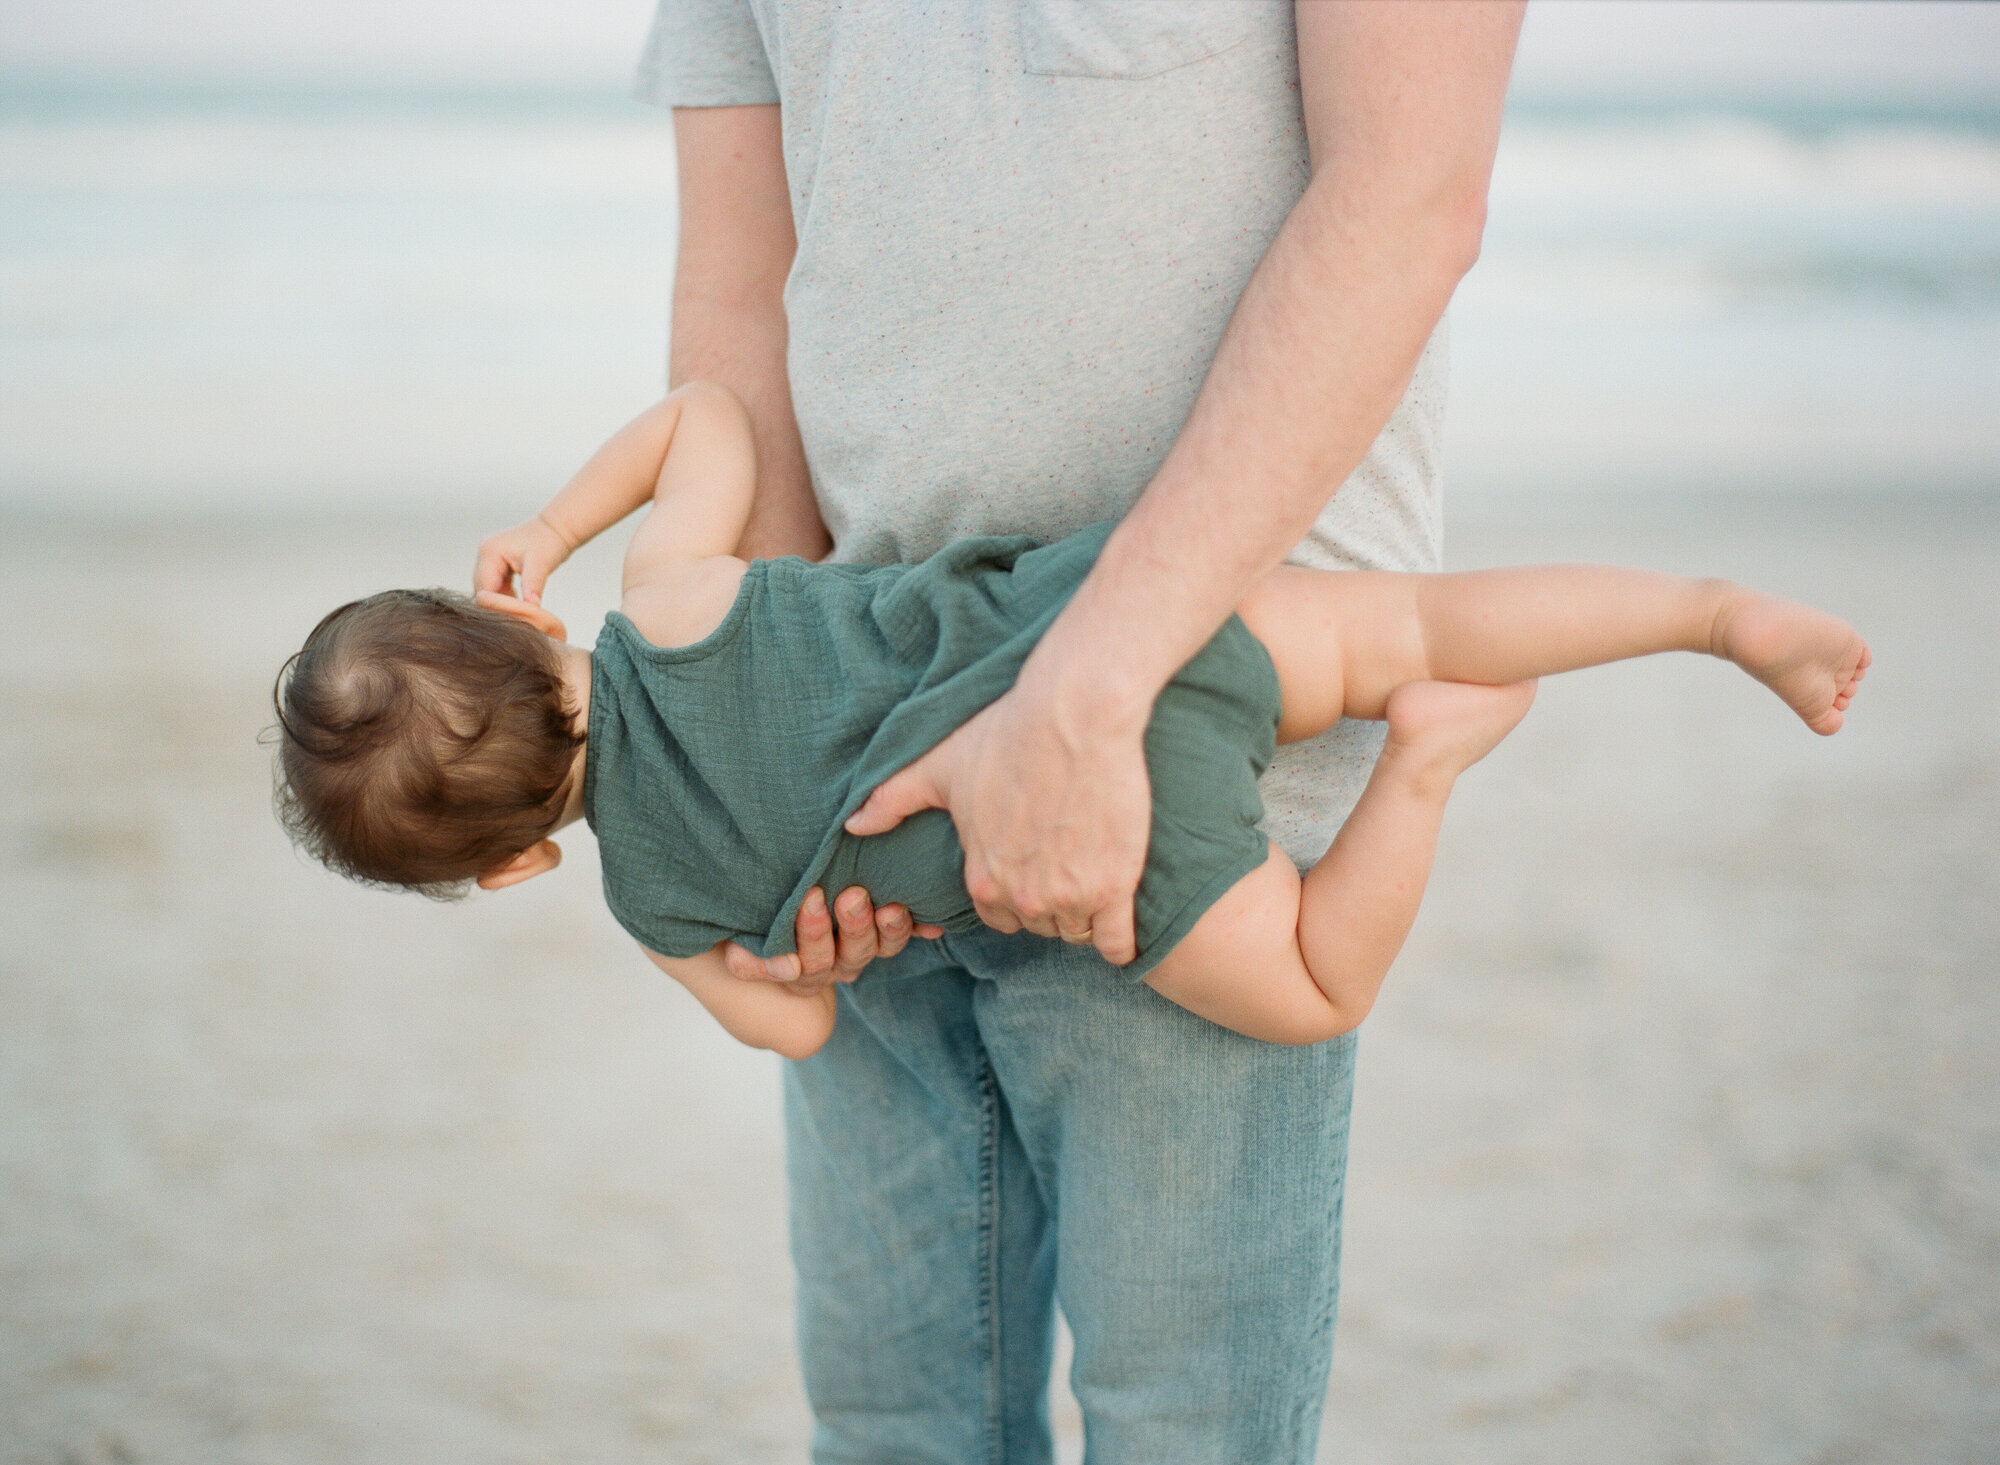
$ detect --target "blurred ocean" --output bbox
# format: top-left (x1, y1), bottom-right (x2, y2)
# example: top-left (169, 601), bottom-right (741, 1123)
top-left (1458, 95), bottom-right (2000, 502)
top-left (1, 80), bottom-right (1995, 514)
top-left (0, 82), bottom-right (679, 514)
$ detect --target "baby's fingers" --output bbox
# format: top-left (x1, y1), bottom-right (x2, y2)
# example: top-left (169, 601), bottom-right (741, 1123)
top-left (472, 539), bottom-right (518, 597)
top-left (518, 551), bottom-right (565, 606)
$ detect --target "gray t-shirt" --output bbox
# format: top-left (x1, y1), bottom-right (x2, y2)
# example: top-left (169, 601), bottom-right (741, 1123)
top-left (638, 0), bottom-right (1447, 865)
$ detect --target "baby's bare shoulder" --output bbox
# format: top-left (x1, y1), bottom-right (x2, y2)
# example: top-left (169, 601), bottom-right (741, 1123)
top-left (620, 555), bottom-right (750, 649)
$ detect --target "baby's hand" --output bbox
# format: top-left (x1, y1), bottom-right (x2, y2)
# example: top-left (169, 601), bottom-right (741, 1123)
top-left (474, 514), bottom-right (577, 606)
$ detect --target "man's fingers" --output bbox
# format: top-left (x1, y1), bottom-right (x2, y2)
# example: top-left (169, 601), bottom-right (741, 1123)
top-left (1090, 901), bottom-right (1138, 967)
top-left (830, 887), bottom-right (880, 979)
top-left (1013, 906), bottom-right (1063, 941)
top-left (844, 759), bottom-right (947, 837)
top-left (966, 870), bottom-right (1120, 947)
top-left (968, 874), bottom-right (1138, 964)
top-left (962, 853), bottom-right (1020, 934)
top-left (722, 891), bottom-right (839, 989)
top-left (724, 941), bottom-right (805, 983)
top-left (778, 889), bottom-right (845, 995)
top-left (971, 899), bottom-right (1024, 936)
top-left (868, 902), bottom-right (941, 958)
top-left (872, 902), bottom-right (943, 959)
top-left (794, 888), bottom-right (836, 978)
top-left (873, 903), bottom-right (911, 961)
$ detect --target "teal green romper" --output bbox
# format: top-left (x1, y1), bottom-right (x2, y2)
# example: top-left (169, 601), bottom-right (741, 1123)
top-left (582, 523), bottom-right (1282, 981)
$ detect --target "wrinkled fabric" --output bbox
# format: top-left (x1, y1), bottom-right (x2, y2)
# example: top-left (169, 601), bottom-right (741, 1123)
top-left (584, 523), bottom-right (1280, 980)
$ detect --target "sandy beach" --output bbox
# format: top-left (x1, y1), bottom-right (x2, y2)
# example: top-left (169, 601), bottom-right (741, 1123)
top-left (2, 495), bottom-right (1996, 1464)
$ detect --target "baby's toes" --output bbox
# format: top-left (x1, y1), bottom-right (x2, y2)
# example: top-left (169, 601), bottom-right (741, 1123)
top-left (1807, 675), bottom-right (1851, 732)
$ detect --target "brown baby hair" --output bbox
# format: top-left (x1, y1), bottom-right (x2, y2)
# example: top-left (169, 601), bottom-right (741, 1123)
top-left (272, 588), bottom-right (585, 897)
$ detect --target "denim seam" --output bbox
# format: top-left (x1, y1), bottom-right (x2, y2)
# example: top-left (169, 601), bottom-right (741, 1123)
top-left (975, 1052), bottom-right (1004, 1465)
top-left (1293, 1042), bottom-right (1354, 1451)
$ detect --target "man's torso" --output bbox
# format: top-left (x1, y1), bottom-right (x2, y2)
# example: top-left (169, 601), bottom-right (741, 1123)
top-left (640, 0), bottom-right (1449, 858)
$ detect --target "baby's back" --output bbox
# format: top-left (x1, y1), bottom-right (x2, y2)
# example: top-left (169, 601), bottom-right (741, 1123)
top-left (588, 521), bottom-right (1283, 976)
top-left (585, 528), bottom-right (1113, 962)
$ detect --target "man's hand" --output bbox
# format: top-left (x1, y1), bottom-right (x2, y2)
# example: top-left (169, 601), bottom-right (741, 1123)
top-left (844, 664), bottom-right (1152, 967)
top-left (473, 514), bottom-right (577, 606)
top-left (722, 886), bottom-right (943, 995)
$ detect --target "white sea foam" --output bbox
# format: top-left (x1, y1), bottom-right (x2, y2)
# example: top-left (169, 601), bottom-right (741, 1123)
top-left (1476, 116), bottom-right (2000, 318)
top-left (1495, 116), bottom-right (2000, 209)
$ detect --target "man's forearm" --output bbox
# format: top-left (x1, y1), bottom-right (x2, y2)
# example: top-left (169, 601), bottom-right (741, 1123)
top-left (1038, 180), bottom-right (1478, 719)
top-left (1030, 0), bottom-right (1521, 727)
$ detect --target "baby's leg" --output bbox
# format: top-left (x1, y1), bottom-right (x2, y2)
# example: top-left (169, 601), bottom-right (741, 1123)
top-left (1147, 680), bottom-right (1534, 1045)
top-left (1240, 562), bottom-right (1869, 738)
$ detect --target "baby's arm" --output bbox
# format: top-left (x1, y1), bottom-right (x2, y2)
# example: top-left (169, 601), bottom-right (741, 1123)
top-left (474, 382), bottom-right (758, 605)
top-left (641, 943), bottom-right (838, 1060)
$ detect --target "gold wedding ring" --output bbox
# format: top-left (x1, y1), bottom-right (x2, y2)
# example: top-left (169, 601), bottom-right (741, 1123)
top-left (1058, 924), bottom-right (1095, 945)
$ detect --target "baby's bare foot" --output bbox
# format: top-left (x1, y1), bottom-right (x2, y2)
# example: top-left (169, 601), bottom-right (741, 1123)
top-left (1712, 590), bottom-right (1870, 735)
top-left (1382, 679), bottom-right (1537, 789)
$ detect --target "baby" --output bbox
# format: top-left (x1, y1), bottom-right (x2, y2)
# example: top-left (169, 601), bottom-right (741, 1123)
top-left (273, 383), bottom-right (1869, 1058)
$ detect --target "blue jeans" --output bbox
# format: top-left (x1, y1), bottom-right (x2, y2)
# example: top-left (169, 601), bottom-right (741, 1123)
top-left (786, 927), bottom-right (1357, 1464)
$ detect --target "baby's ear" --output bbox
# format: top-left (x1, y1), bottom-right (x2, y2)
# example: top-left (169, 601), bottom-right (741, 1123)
top-left (475, 589), bottom-right (568, 643)
top-left (477, 839), bottom-right (562, 890)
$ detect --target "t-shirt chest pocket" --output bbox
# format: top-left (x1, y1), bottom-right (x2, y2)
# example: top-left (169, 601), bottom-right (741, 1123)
top-left (1015, 0), bottom-right (1254, 80)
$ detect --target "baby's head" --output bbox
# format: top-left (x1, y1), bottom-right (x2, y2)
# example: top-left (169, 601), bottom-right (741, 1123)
top-left (272, 588), bottom-right (584, 897)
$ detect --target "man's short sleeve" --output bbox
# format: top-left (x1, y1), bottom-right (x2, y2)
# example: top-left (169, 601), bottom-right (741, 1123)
top-left (634, 0), bottom-right (779, 108)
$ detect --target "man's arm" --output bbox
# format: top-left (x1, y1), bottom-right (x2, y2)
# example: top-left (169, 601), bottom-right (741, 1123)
top-left (672, 103), bottom-right (930, 987)
top-left (847, 1), bottom-right (1526, 964)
